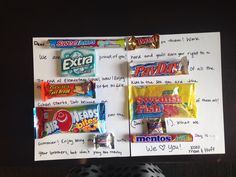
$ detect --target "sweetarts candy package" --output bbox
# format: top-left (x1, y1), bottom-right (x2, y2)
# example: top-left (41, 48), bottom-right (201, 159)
top-left (34, 103), bottom-right (106, 139)
top-left (129, 83), bottom-right (197, 121)
top-left (129, 56), bottom-right (189, 77)
top-left (61, 49), bottom-right (96, 77)
top-left (48, 39), bottom-right (125, 48)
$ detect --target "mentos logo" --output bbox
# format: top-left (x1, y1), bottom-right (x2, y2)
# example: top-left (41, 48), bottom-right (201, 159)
top-left (136, 135), bottom-right (172, 142)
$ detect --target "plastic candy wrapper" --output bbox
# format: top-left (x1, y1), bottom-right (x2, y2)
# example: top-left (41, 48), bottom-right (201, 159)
top-left (48, 36), bottom-right (159, 51)
top-left (129, 56), bottom-right (189, 77)
top-left (126, 34), bottom-right (159, 50)
top-left (34, 103), bottom-right (106, 139)
top-left (48, 39), bottom-right (125, 48)
top-left (146, 118), bottom-right (166, 134)
top-left (93, 133), bottom-right (115, 149)
top-left (61, 49), bottom-right (96, 77)
top-left (40, 80), bottom-right (95, 101)
top-left (129, 83), bottom-right (197, 121)
top-left (130, 133), bottom-right (193, 143)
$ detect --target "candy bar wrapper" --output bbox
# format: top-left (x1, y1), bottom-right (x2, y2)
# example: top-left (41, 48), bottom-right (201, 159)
top-left (130, 133), bottom-right (193, 143)
top-left (146, 118), bottom-right (166, 134)
top-left (34, 103), bottom-right (106, 139)
top-left (129, 83), bottom-right (197, 121)
top-left (126, 34), bottom-right (159, 50)
top-left (48, 39), bottom-right (125, 48)
top-left (93, 133), bottom-right (115, 149)
top-left (40, 80), bottom-right (95, 101)
top-left (129, 56), bottom-right (189, 77)
top-left (61, 49), bottom-right (96, 77)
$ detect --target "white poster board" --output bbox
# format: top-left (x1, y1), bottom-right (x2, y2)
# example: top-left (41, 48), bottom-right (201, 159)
top-left (33, 32), bottom-right (224, 161)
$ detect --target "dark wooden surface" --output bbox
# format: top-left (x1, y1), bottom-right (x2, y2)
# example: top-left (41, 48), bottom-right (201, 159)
top-left (1, 1), bottom-right (236, 176)
top-left (0, 162), bottom-right (235, 177)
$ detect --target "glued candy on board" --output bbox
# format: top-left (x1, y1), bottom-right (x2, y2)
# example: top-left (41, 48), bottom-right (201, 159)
top-left (129, 83), bottom-right (197, 121)
top-left (93, 133), bottom-right (115, 149)
top-left (48, 39), bottom-right (125, 48)
top-left (130, 133), bottom-right (193, 143)
top-left (129, 56), bottom-right (189, 77)
top-left (40, 80), bottom-right (95, 101)
top-left (34, 103), bottom-right (106, 139)
top-left (146, 118), bottom-right (166, 134)
top-left (126, 34), bottom-right (159, 50)
top-left (61, 49), bottom-right (96, 77)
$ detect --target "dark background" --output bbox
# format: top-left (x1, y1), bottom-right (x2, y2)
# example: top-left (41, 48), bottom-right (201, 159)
top-left (1, 1), bottom-right (236, 176)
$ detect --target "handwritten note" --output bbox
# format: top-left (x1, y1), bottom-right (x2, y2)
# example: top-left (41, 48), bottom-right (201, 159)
top-left (33, 38), bottom-right (130, 161)
top-left (33, 32), bottom-right (224, 161)
top-left (128, 32), bottom-right (224, 156)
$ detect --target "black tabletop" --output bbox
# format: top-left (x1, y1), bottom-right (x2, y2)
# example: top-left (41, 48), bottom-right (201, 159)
top-left (1, 2), bottom-right (236, 167)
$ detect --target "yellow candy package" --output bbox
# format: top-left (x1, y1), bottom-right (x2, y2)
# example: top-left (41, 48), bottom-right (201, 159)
top-left (129, 83), bottom-right (197, 121)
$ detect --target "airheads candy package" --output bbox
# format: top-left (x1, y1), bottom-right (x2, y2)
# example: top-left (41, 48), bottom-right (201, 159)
top-left (129, 56), bottom-right (189, 77)
top-left (129, 83), bottom-right (197, 121)
top-left (40, 80), bottom-right (96, 101)
top-left (34, 103), bottom-right (106, 139)
top-left (61, 49), bottom-right (96, 77)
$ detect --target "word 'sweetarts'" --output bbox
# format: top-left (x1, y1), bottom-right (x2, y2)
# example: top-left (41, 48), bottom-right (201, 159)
top-left (56, 40), bottom-right (96, 47)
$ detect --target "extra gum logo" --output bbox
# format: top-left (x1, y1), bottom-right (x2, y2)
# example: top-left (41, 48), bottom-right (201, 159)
top-left (62, 55), bottom-right (93, 71)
